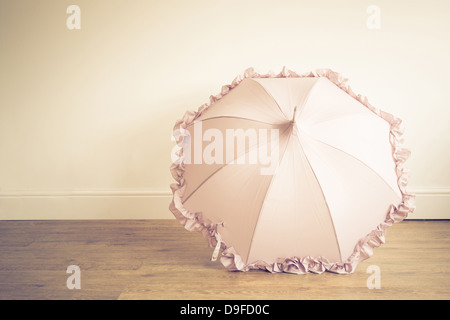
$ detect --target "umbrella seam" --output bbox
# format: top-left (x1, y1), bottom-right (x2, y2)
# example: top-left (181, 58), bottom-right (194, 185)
top-left (181, 124), bottom-right (292, 205)
top-left (185, 116), bottom-right (284, 128)
top-left (249, 79), bottom-right (289, 121)
top-left (296, 78), bottom-right (322, 122)
top-left (302, 130), bottom-right (402, 202)
top-left (293, 132), bottom-right (344, 263)
top-left (244, 126), bottom-right (294, 265)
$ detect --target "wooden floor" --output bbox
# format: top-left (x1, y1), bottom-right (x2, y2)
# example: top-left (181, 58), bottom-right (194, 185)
top-left (0, 219), bottom-right (449, 300)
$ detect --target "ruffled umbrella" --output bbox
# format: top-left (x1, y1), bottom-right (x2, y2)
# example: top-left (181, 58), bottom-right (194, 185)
top-left (169, 67), bottom-right (415, 274)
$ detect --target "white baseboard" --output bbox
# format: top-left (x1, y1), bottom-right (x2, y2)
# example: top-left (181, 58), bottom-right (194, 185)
top-left (0, 188), bottom-right (448, 220)
top-left (0, 191), bottom-right (174, 220)
top-left (407, 188), bottom-right (450, 220)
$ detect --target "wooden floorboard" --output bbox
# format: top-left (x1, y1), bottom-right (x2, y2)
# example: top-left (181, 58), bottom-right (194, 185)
top-left (0, 220), bottom-right (449, 300)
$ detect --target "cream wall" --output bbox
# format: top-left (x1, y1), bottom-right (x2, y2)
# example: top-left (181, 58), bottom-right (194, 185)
top-left (0, 0), bottom-right (449, 219)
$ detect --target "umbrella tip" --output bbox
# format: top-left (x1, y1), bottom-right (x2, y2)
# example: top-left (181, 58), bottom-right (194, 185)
top-left (291, 106), bottom-right (298, 124)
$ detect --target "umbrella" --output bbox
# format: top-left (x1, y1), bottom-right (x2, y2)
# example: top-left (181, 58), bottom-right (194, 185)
top-left (169, 67), bottom-right (415, 274)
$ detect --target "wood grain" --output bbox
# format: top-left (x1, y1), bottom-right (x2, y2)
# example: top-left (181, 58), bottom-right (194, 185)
top-left (0, 220), bottom-right (448, 300)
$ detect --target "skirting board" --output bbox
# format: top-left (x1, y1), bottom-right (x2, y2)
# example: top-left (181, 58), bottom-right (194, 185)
top-left (0, 188), bottom-right (448, 220)
top-left (0, 191), bottom-right (174, 220)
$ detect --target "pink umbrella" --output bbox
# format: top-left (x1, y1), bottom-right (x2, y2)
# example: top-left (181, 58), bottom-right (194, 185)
top-left (170, 67), bottom-right (415, 274)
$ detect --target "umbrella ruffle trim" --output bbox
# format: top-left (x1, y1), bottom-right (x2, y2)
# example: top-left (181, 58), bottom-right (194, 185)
top-left (169, 67), bottom-right (416, 274)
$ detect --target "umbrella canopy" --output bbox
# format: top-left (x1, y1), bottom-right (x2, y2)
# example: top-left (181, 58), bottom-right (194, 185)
top-left (170, 68), bottom-right (415, 274)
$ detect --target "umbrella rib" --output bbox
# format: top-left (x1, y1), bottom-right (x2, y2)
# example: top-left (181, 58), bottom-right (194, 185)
top-left (302, 131), bottom-right (402, 200)
top-left (249, 79), bottom-right (288, 120)
top-left (244, 126), bottom-right (294, 264)
top-left (293, 133), bottom-right (344, 262)
top-left (181, 124), bottom-right (292, 205)
top-left (186, 115), bottom-right (282, 127)
top-left (296, 78), bottom-right (321, 122)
